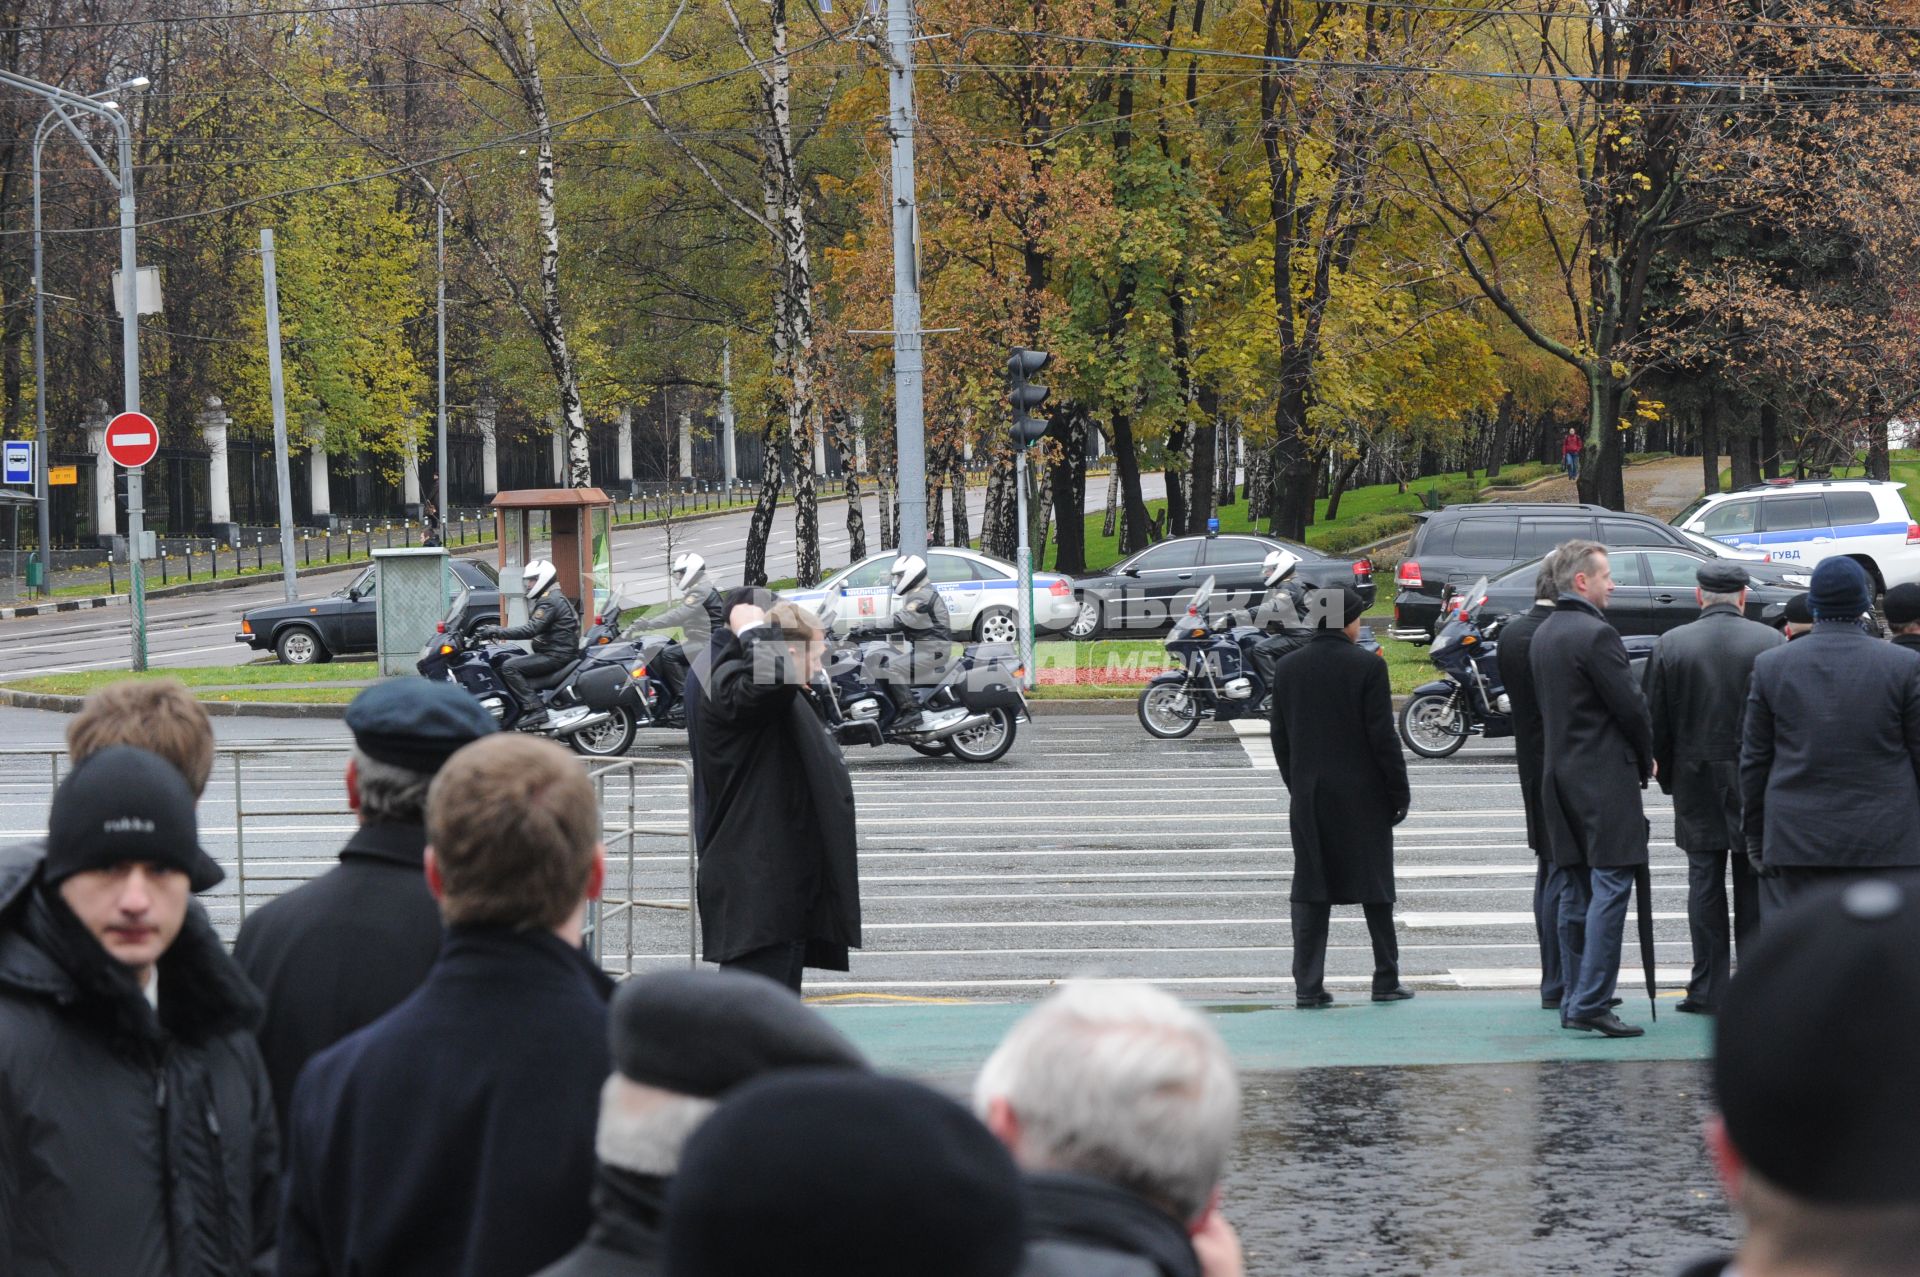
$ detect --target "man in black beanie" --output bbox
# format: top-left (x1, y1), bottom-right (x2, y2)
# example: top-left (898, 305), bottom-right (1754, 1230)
top-left (0, 747), bottom-right (277, 1277)
top-left (1741, 556), bottom-right (1920, 919)
top-left (537, 970), bottom-right (867, 1277)
top-left (235, 677), bottom-right (497, 1125)
top-left (1884, 582), bottom-right (1920, 654)
top-left (1270, 584), bottom-right (1412, 1007)
top-left (663, 1071), bottom-right (1026, 1277)
top-left (1681, 878), bottom-right (1920, 1276)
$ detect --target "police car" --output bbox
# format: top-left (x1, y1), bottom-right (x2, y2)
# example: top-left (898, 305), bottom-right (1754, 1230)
top-left (779, 548), bottom-right (1082, 644)
top-left (1670, 478), bottom-right (1920, 590)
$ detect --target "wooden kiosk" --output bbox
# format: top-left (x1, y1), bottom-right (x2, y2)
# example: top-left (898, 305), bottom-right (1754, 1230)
top-left (490, 488), bottom-right (615, 627)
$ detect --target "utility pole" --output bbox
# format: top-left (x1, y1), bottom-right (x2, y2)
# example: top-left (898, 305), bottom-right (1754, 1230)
top-left (436, 195), bottom-right (449, 532)
top-left (886, 0), bottom-right (928, 556)
top-left (114, 111), bottom-right (146, 669)
top-left (261, 229), bottom-right (299, 603)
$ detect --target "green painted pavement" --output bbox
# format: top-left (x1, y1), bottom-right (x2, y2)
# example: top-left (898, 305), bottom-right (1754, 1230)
top-left (812, 992), bottom-right (1714, 1075)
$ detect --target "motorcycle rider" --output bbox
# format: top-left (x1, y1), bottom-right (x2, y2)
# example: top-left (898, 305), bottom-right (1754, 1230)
top-left (650, 552), bottom-right (729, 716)
top-left (475, 558), bottom-right (580, 729)
top-left (875, 553), bottom-right (952, 732)
top-left (1247, 549), bottom-right (1316, 697)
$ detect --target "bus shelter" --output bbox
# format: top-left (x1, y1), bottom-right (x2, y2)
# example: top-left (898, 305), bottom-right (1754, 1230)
top-left (489, 488), bottom-right (615, 627)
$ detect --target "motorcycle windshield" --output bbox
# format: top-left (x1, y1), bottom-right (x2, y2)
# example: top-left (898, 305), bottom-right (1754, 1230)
top-left (1191, 575), bottom-right (1217, 616)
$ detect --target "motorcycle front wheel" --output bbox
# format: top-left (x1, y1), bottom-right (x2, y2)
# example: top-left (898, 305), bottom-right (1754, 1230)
top-left (1138, 683), bottom-right (1202, 739)
top-left (1399, 691), bottom-right (1469, 758)
top-left (569, 706), bottom-right (638, 758)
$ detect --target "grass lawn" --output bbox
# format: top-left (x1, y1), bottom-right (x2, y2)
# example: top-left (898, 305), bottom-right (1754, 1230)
top-left (3, 662), bottom-right (378, 698)
top-left (1052, 462), bottom-right (1557, 574)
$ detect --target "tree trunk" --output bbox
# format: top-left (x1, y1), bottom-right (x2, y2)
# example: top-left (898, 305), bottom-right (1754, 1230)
top-left (1268, 378), bottom-right (1316, 540)
top-left (1699, 395), bottom-right (1720, 495)
top-left (927, 459), bottom-right (947, 548)
top-left (1325, 446), bottom-right (1368, 522)
top-left (1485, 391), bottom-right (1517, 480)
top-left (1164, 421), bottom-right (1189, 540)
top-left (1049, 408), bottom-right (1089, 573)
top-left (828, 404), bottom-right (866, 561)
top-left (1217, 419), bottom-right (1236, 507)
top-left (1867, 419), bottom-right (1892, 481)
top-left (1102, 462), bottom-right (1120, 538)
top-left (1033, 451), bottom-right (1054, 567)
top-left (950, 449), bottom-right (971, 548)
top-left (1188, 390), bottom-right (1218, 534)
top-left (981, 449), bottom-right (1017, 561)
top-left (1109, 410), bottom-right (1153, 554)
top-left (1759, 403), bottom-right (1781, 480)
top-left (742, 415), bottom-right (785, 585)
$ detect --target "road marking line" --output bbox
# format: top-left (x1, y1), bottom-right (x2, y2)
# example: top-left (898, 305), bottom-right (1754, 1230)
top-left (1448, 966), bottom-right (1694, 988)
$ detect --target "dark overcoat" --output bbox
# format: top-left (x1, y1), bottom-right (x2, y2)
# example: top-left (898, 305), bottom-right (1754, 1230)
top-left (1740, 622), bottom-right (1920, 869)
top-left (1495, 601), bottom-right (1554, 853)
top-left (1015, 1173), bottom-right (1200, 1277)
top-left (533, 1167), bottom-right (667, 1277)
top-left (693, 627), bottom-right (861, 968)
top-left (1270, 631), bottom-right (1410, 904)
top-left (1642, 604), bottom-right (1784, 852)
top-left (0, 843), bottom-right (278, 1277)
top-left (276, 927), bottom-right (613, 1277)
top-left (1529, 594), bottom-right (1653, 870)
top-left (233, 821), bottom-right (442, 1125)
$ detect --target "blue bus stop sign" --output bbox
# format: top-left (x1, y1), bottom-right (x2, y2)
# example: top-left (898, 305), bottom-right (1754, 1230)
top-left (2, 440), bottom-right (32, 486)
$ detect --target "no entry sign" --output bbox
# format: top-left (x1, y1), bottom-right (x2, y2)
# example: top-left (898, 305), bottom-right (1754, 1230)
top-left (105, 411), bottom-right (159, 470)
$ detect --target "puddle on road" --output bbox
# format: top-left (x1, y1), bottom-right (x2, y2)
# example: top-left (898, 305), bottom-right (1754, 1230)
top-left (1227, 1060), bottom-right (1733, 1276)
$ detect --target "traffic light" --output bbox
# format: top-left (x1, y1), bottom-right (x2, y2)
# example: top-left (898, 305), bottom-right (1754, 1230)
top-left (1007, 348), bottom-right (1051, 447)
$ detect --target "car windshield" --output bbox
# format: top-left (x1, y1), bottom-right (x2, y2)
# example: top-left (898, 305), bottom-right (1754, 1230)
top-left (1683, 529), bottom-right (1735, 557)
top-left (338, 568), bottom-right (374, 597)
top-left (1671, 496), bottom-right (1712, 527)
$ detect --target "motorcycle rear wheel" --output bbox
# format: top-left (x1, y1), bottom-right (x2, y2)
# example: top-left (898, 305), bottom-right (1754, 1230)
top-left (947, 709), bottom-right (1017, 763)
top-left (1399, 691), bottom-right (1468, 758)
top-left (1138, 684), bottom-right (1202, 739)
top-left (907, 740), bottom-right (951, 757)
top-left (569, 706), bottom-right (638, 758)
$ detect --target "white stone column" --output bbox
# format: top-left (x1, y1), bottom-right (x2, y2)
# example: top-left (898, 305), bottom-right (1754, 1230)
top-left (853, 411), bottom-right (868, 473)
top-left (83, 400), bottom-right (114, 543)
top-left (616, 407), bottom-right (634, 491)
top-left (963, 438), bottom-right (974, 464)
top-left (477, 397), bottom-right (499, 497)
top-left (197, 396), bottom-right (233, 535)
top-left (720, 341), bottom-right (737, 485)
top-left (678, 410), bottom-right (694, 484)
top-left (402, 431), bottom-right (422, 513)
top-left (304, 416), bottom-right (331, 523)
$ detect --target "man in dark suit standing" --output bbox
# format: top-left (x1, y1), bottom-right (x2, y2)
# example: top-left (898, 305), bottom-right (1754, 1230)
top-left (1494, 555), bottom-right (1566, 1010)
top-left (1272, 585), bottom-right (1413, 1008)
top-left (1642, 562), bottom-right (1783, 1015)
top-left (1741, 556), bottom-right (1920, 918)
top-left (1884, 582), bottom-right (1920, 654)
top-left (1530, 541), bottom-right (1655, 1039)
top-left (694, 597), bottom-right (861, 992)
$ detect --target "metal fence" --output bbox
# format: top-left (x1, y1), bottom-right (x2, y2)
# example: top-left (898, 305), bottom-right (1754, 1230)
top-left (0, 744), bottom-right (697, 976)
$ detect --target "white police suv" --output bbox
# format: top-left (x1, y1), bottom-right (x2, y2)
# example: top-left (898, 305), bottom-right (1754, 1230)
top-left (1670, 478), bottom-right (1920, 589)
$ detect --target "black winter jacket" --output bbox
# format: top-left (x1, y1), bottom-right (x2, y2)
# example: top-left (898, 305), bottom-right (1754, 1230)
top-left (491, 592), bottom-right (581, 661)
top-left (532, 1166), bottom-right (667, 1277)
top-left (1015, 1174), bottom-right (1200, 1277)
top-left (0, 843), bottom-right (278, 1277)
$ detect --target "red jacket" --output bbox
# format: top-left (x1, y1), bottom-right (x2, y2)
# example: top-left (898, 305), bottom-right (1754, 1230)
top-left (1562, 433), bottom-right (1584, 456)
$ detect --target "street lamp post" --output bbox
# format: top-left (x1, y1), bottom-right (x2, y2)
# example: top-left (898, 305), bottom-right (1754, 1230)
top-left (11, 69), bottom-right (149, 663)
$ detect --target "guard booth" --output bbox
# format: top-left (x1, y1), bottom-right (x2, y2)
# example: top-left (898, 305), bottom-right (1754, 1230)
top-left (490, 488), bottom-right (615, 628)
top-left (372, 547), bottom-right (454, 677)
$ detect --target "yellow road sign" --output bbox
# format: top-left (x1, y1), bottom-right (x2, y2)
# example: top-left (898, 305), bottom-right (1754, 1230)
top-left (47, 466), bottom-right (77, 486)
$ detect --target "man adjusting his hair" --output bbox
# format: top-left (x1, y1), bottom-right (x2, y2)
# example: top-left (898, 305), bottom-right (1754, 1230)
top-left (476, 558), bottom-right (580, 730)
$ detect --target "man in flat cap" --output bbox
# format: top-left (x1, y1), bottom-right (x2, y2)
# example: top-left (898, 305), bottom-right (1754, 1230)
top-left (537, 970), bottom-right (867, 1277)
top-left (1681, 877), bottom-right (1920, 1276)
top-left (1642, 561), bottom-right (1783, 1013)
top-left (1780, 590), bottom-right (1813, 639)
top-left (1884, 581), bottom-right (1920, 655)
top-left (1741, 556), bottom-right (1920, 919)
top-left (1270, 584), bottom-right (1413, 1007)
top-left (0, 747), bottom-right (277, 1276)
top-left (235, 677), bottom-right (495, 1123)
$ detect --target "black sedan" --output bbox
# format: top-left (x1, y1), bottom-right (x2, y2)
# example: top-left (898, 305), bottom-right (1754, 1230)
top-left (1477, 546), bottom-right (1805, 635)
top-left (1068, 532), bottom-right (1376, 638)
top-left (236, 559), bottom-right (502, 664)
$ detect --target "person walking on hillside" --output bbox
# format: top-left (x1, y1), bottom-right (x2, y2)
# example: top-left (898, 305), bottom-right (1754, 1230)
top-left (1561, 429), bottom-right (1583, 481)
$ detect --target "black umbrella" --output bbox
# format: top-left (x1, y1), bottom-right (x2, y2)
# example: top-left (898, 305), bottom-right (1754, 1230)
top-left (1633, 861), bottom-right (1658, 1022)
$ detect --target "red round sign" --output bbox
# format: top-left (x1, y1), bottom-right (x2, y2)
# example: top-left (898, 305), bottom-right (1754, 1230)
top-left (104, 411), bottom-right (159, 470)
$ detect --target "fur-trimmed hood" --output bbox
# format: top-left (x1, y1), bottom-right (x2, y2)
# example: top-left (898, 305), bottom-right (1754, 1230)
top-left (0, 841), bottom-right (261, 1057)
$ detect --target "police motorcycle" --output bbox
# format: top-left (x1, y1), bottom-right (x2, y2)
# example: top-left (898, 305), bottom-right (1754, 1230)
top-left (566, 587), bottom-right (688, 749)
top-left (1397, 577), bottom-right (1513, 759)
top-left (811, 576), bottom-right (1029, 764)
top-left (1136, 574), bottom-right (1283, 739)
top-left (418, 582), bottom-right (635, 756)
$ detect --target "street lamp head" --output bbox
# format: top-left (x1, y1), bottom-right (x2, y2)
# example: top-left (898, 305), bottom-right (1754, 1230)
top-left (124, 76), bottom-right (151, 90)
top-left (97, 100), bottom-right (118, 112)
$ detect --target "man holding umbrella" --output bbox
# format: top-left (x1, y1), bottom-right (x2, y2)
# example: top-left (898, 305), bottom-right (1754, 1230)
top-left (1530, 541), bottom-right (1656, 1038)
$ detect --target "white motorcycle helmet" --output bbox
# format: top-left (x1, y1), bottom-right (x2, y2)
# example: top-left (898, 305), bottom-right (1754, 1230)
top-left (890, 554), bottom-right (928, 595)
top-left (1262, 548), bottom-right (1302, 588)
top-left (671, 552), bottom-right (708, 596)
top-left (522, 558), bottom-right (558, 600)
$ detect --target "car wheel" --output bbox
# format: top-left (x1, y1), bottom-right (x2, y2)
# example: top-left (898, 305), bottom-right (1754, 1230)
top-left (975, 606), bottom-right (1019, 646)
top-left (274, 626), bottom-right (328, 666)
top-left (1066, 597), bottom-right (1103, 640)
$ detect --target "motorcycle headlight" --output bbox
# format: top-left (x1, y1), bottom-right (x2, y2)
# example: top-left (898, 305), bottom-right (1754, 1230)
top-left (1432, 635), bottom-right (1452, 653)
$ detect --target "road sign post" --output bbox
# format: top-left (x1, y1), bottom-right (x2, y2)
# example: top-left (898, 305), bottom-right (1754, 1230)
top-left (105, 410), bottom-right (157, 671)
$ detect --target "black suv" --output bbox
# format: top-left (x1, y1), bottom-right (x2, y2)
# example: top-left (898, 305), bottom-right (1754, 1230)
top-left (1389, 503), bottom-right (1779, 641)
top-left (1069, 532), bottom-right (1376, 638)
top-left (236, 559), bottom-right (503, 664)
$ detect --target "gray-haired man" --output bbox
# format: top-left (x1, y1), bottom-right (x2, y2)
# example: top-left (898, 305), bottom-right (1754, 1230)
top-left (976, 981), bottom-right (1244, 1277)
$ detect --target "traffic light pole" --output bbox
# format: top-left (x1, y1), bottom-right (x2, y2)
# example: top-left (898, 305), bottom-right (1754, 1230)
top-left (886, 0), bottom-right (928, 556)
top-left (1014, 447), bottom-right (1035, 691)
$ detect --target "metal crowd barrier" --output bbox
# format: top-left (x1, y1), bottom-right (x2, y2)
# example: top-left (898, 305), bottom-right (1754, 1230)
top-left (0, 744), bottom-right (697, 975)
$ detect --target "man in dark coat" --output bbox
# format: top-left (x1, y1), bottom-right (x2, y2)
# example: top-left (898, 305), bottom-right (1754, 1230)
top-left (0, 747), bottom-right (277, 1277)
top-left (277, 734), bottom-right (613, 1277)
top-left (1530, 541), bottom-right (1654, 1038)
top-left (1494, 556), bottom-right (1568, 1010)
top-left (535, 970), bottom-right (868, 1277)
top-left (1271, 585), bottom-right (1412, 1007)
top-left (235, 678), bottom-right (495, 1124)
top-left (1885, 582), bottom-right (1920, 654)
top-left (693, 598), bottom-right (861, 991)
top-left (1740, 556), bottom-right (1920, 919)
top-left (1642, 562), bottom-right (1783, 1014)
